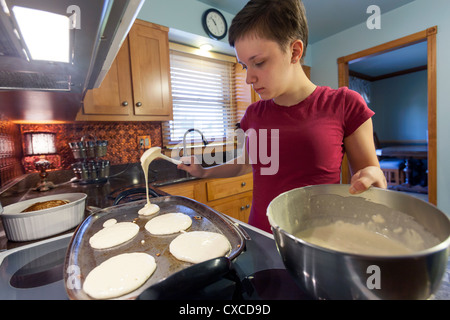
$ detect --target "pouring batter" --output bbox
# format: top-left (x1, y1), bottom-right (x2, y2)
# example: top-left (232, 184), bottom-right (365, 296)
top-left (139, 147), bottom-right (182, 215)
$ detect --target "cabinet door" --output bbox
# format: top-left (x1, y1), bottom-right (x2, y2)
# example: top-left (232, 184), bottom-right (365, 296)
top-left (158, 183), bottom-right (195, 199)
top-left (211, 198), bottom-right (242, 221)
top-left (128, 21), bottom-right (172, 118)
top-left (238, 196), bottom-right (252, 223)
top-left (82, 39), bottom-right (132, 115)
top-left (210, 194), bottom-right (252, 223)
top-left (206, 173), bottom-right (253, 201)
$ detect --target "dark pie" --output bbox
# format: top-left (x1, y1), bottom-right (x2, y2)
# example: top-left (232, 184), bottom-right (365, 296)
top-left (22, 200), bottom-right (70, 212)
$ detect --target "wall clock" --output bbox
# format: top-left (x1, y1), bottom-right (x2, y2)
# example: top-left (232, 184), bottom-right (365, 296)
top-left (202, 8), bottom-right (227, 40)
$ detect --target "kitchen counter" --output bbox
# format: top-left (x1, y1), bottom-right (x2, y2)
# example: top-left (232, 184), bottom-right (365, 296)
top-left (0, 160), bottom-right (194, 250)
top-left (0, 160), bottom-right (192, 207)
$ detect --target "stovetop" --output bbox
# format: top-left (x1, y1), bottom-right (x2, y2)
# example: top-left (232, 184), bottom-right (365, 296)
top-left (1, 220), bottom-right (449, 300)
top-left (107, 184), bottom-right (165, 206)
top-left (0, 222), bottom-right (306, 300)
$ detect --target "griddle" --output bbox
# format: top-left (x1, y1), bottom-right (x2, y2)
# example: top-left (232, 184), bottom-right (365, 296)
top-left (64, 196), bottom-right (247, 300)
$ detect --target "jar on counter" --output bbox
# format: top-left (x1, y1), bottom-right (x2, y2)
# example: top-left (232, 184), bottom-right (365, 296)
top-left (97, 160), bottom-right (110, 178)
top-left (87, 161), bottom-right (97, 180)
top-left (95, 140), bottom-right (108, 158)
top-left (69, 142), bottom-right (86, 159)
top-left (85, 141), bottom-right (96, 158)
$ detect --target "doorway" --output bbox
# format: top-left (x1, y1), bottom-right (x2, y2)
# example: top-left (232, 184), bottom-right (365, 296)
top-left (338, 26), bottom-right (437, 205)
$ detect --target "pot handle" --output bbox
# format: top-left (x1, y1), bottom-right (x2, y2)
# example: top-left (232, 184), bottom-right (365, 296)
top-left (217, 213), bottom-right (251, 241)
top-left (137, 257), bottom-right (240, 300)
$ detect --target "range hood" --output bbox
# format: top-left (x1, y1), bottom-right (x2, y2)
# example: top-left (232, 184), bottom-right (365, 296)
top-left (0, 0), bottom-right (144, 122)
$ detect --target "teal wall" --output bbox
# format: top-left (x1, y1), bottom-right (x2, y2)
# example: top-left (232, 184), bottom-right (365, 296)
top-left (136, 0), bottom-right (313, 65)
top-left (309, 0), bottom-right (450, 214)
top-left (370, 70), bottom-right (428, 143)
top-left (137, 0), bottom-right (234, 45)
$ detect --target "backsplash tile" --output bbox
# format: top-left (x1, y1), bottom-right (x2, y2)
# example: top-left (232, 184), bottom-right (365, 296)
top-left (20, 121), bottom-right (163, 170)
top-left (0, 118), bottom-right (162, 188)
top-left (0, 115), bottom-right (24, 187)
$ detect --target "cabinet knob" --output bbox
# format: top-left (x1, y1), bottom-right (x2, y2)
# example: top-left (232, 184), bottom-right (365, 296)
top-left (240, 206), bottom-right (245, 211)
top-left (122, 101), bottom-right (128, 106)
top-left (246, 204), bottom-right (250, 209)
top-left (241, 182), bottom-right (246, 187)
top-left (136, 102), bottom-right (142, 107)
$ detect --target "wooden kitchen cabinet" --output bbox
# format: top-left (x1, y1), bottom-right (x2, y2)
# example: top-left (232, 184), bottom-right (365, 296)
top-left (158, 180), bottom-right (199, 199)
top-left (128, 20), bottom-right (172, 117)
top-left (77, 20), bottom-right (173, 121)
top-left (209, 193), bottom-right (252, 223)
top-left (156, 173), bottom-right (253, 223)
top-left (82, 38), bottom-right (132, 116)
top-left (205, 174), bottom-right (253, 201)
top-left (206, 174), bottom-right (253, 223)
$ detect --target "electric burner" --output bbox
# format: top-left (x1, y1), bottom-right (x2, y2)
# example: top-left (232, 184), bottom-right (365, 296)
top-left (107, 184), bottom-right (164, 205)
top-left (242, 269), bottom-right (312, 300)
top-left (0, 235), bottom-right (71, 299)
top-left (9, 246), bottom-right (66, 289)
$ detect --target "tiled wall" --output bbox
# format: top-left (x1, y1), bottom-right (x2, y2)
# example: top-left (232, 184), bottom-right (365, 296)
top-left (0, 116), bottom-right (24, 187)
top-left (0, 118), bottom-right (163, 188)
top-left (20, 121), bottom-right (163, 169)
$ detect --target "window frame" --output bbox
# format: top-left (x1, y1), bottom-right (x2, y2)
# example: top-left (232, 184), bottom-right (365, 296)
top-left (163, 43), bottom-right (241, 152)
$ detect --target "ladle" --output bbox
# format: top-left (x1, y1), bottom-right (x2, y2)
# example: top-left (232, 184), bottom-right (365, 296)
top-left (139, 147), bottom-right (182, 216)
top-left (141, 147), bottom-right (182, 166)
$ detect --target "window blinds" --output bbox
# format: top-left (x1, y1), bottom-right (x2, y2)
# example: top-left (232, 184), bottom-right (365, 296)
top-left (162, 50), bottom-right (238, 147)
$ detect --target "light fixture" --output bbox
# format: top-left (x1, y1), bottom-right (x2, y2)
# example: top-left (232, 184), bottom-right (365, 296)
top-left (12, 6), bottom-right (70, 63)
top-left (23, 132), bottom-right (57, 191)
top-left (24, 132), bottom-right (57, 156)
top-left (199, 43), bottom-right (212, 52)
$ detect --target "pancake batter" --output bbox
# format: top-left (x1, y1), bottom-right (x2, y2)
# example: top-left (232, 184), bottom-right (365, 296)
top-left (139, 148), bottom-right (162, 216)
top-left (295, 220), bottom-right (414, 255)
top-left (89, 221), bottom-right (139, 249)
top-left (145, 212), bottom-right (192, 235)
top-left (83, 252), bottom-right (156, 299)
top-left (169, 231), bottom-right (231, 263)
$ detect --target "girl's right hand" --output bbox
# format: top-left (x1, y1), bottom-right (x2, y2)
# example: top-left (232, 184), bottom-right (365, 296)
top-left (177, 155), bottom-right (206, 178)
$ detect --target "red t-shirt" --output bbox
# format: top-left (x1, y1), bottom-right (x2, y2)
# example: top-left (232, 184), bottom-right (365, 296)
top-left (239, 86), bottom-right (374, 233)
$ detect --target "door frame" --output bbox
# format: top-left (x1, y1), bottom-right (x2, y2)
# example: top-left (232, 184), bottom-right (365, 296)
top-left (338, 26), bottom-right (437, 204)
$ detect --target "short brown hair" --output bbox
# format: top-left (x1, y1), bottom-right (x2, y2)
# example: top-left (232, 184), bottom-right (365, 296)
top-left (228, 0), bottom-right (309, 59)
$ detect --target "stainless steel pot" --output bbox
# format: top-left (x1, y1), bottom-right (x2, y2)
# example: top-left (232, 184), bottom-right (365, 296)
top-left (267, 184), bottom-right (450, 300)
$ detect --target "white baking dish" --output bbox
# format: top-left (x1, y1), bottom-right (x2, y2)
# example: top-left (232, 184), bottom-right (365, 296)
top-left (1, 193), bottom-right (87, 242)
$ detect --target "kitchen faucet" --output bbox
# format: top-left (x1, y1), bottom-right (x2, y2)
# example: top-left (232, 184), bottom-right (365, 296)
top-left (183, 128), bottom-right (208, 156)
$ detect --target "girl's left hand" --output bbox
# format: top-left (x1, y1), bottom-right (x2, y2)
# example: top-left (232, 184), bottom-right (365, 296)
top-left (349, 166), bottom-right (387, 194)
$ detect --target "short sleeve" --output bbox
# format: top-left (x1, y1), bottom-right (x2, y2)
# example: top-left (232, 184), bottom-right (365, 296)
top-left (343, 88), bottom-right (375, 137)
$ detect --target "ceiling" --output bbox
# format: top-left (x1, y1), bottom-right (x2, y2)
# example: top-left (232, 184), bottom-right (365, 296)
top-left (349, 41), bottom-right (427, 79)
top-left (195, 0), bottom-right (423, 78)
